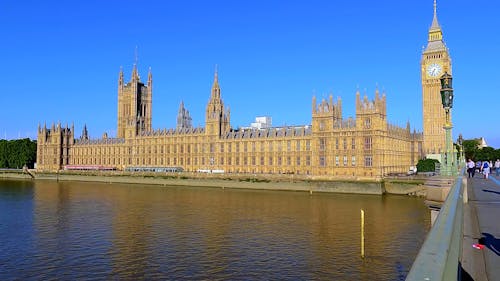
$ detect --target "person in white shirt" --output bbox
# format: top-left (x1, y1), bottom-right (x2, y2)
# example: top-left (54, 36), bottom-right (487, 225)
top-left (495, 159), bottom-right (500, 177)
top-left (467, 159), bottom-right (476, 178)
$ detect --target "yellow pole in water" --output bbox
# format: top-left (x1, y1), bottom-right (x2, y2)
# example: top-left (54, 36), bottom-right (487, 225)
top-left (361, 209), bottom-right (365, 258)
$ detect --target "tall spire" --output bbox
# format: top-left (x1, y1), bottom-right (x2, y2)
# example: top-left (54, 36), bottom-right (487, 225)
top-left (147, 66), bottom-right (152, 87)
top-left (426, 0), bottom-right (444, 47)
top-left (430, 0), bottom-right (440, 31)
top-left (131, 46), bottom-right (140, 81)
top-left (212, 64), bottom-right (219, 90)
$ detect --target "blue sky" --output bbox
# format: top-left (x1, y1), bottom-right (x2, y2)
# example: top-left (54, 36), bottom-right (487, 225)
top-left (1, 0), bottom-right (499, 148)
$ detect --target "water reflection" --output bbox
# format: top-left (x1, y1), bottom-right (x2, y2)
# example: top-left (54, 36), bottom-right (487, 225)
top-left (0, 180), bottom-right (429, 280)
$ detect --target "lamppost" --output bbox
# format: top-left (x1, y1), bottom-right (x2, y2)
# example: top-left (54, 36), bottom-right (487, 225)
top-left (458, 134), bottom-right (464, 165)
top-left (440, 72), bottom-right (456, 176)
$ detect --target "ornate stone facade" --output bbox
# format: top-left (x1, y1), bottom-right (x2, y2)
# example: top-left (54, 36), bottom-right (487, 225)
top-left (36, 2), bottom-right (458, 178)
top-left (36, 66), bottom-right (423, 179)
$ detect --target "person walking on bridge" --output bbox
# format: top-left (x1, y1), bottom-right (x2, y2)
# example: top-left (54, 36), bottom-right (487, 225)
top-left (495, 159), bottom-right (500, 177)
top-left (481, 161), bottom-right (490, 179)
top-left (467, 159), bottom-right (476, 178)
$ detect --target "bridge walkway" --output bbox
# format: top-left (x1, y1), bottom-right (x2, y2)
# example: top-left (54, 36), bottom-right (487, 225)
top-left (462, 173), bottom-right (500, 280)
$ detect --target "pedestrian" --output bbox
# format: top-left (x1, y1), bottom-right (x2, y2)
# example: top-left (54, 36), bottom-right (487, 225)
top-left (495, 159), bottom-right (500, 177)
top-left (467, 159), bottom-right (476, 178)
top-left (481, 161), bottom-right (490, 179)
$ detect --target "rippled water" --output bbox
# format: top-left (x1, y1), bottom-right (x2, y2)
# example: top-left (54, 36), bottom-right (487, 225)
top-left (0, 179), bottom-right (429, 280)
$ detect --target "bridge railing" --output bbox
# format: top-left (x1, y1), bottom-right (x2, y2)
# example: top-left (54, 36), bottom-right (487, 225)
top-left (406, 168), bottom-right (465, 281)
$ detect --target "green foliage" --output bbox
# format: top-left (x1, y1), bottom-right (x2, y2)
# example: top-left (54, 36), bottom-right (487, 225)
top-left (462, 139), bottom-right (500, 161)
top-left (0, 138), bottom-right (37, 169)
top-left (416, 158), bottom-right (440, 172)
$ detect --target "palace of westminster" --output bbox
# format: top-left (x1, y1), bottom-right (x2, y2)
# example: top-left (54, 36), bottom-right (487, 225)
top-left (36, 2), bottom-right (452, 179)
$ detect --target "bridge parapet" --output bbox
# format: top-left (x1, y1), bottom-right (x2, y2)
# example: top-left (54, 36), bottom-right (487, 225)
top-left (406, 169), bottom-right (465, 280)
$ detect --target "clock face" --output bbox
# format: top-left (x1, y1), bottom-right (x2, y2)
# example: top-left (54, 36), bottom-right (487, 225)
top-left (426, 63), bottom-right (442, 77)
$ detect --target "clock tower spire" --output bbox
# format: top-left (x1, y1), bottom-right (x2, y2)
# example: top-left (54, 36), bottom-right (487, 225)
top-left (421, 0), bottom-right (452, 155)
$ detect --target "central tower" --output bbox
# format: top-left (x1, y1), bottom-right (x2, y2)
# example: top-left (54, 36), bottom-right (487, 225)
top-left (421, 0), bottom-right (452, 154)
top-left (117, 64), bottom-right (153, 138)
top-left (205, 67), bottom-right (230, 136)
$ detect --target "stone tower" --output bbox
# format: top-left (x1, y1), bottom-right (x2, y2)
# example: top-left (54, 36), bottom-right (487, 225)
top-left (36, 122), bottom-right (74, 170)
top-left (117, 64), bottom-right (153, 138)
top-left (421, 0), bottom-right (452, 154)
top-left (176, 101), bottom-right (193, 130)
top-left (205, 67), bottom-right (230, 136)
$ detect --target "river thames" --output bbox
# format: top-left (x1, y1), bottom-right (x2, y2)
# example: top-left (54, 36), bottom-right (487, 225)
top-left (0, 179), bottom-right (429, 280)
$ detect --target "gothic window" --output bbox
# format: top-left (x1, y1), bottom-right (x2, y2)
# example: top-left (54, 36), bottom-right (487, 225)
top-left (364, 137), bottom-right (372, 150)
top-left (306, 156), bottom-right (311, 166)
top-left (236, 157), bottom-right (240, 165)
top-left (335, 156), bottom-right (339, 166)
top-left (220, 157), bottom-right (224, 165)
top-left (260, 157), bottom-right (264, 165)
top-left (319, 121), bottom-right (325, 131)
top-left (244, 143), bottom-right (248, 152)
top-left (319, 138), bottom-right (326, 151)
top-left (319, 156), bottom-right (326, 167)
top-left (296, 140), bottom-right (300, 151)
top-left (269, 156), bottom-right (273, 165)
top-left (351, 138), bottom-right (356, 150)
top-left (210, 144), bottom-right (215, 153)
top-left (252, 157), bottom-right (256, 165)
top-left (244, 157), bottom-right (248, 165)
top-left (306, 140), bottom-right (310, 151)
top-left (364, 118), bottom-right (371, 129)
top-left (252, 142), bottom-right (256, 152)
top-left (352, 156), bottom-right (356, 166)
top-left (278, 157), bottom-right (282, 166)
top-left (296, 156), bottom-right (301, 166)
top-left (220, 143), bottom-right (224, 153)
top-left (236, 143), bottom-right (240, 153)
top-left (335, 138), bottom-right (339, 150)
top-left (343, 138), bottom-right (347, 150)
top-left (287, 157), bottom-right (291, 166)
top-left (343, 156), bottom-right (347, 166)
top-left (364, 155), bottom-right (373, 167)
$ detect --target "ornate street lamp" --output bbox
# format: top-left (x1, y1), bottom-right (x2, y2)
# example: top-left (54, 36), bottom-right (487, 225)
top-left (440, 72), bottom-right (456, 176)
top-left (458, 134), bottom-right (464, 164)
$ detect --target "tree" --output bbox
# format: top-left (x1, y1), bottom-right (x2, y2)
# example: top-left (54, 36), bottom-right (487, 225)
top-left (417, 158), bottom-right (440, 172)
top-left (0, 138), bottom-right (37, 169)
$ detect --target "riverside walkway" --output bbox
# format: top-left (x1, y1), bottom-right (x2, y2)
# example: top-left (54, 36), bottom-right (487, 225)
top-left (462, 173), bottom-right (500, 280)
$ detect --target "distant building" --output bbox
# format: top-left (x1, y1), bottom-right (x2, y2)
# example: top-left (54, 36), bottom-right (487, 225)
top-left (474, 137), bottom-right (488, 148)
top-left (176, 101), bottom-right (192, 130)
top-left (245, 116), bottom-right (272, 130)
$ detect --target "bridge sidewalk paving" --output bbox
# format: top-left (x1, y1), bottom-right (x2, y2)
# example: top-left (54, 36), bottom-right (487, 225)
top-left (462, 173), bottom-right (500, 281)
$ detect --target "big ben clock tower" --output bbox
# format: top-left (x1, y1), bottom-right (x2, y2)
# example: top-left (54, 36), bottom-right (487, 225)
top-left (421, 0), bottom-right (452, 154)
